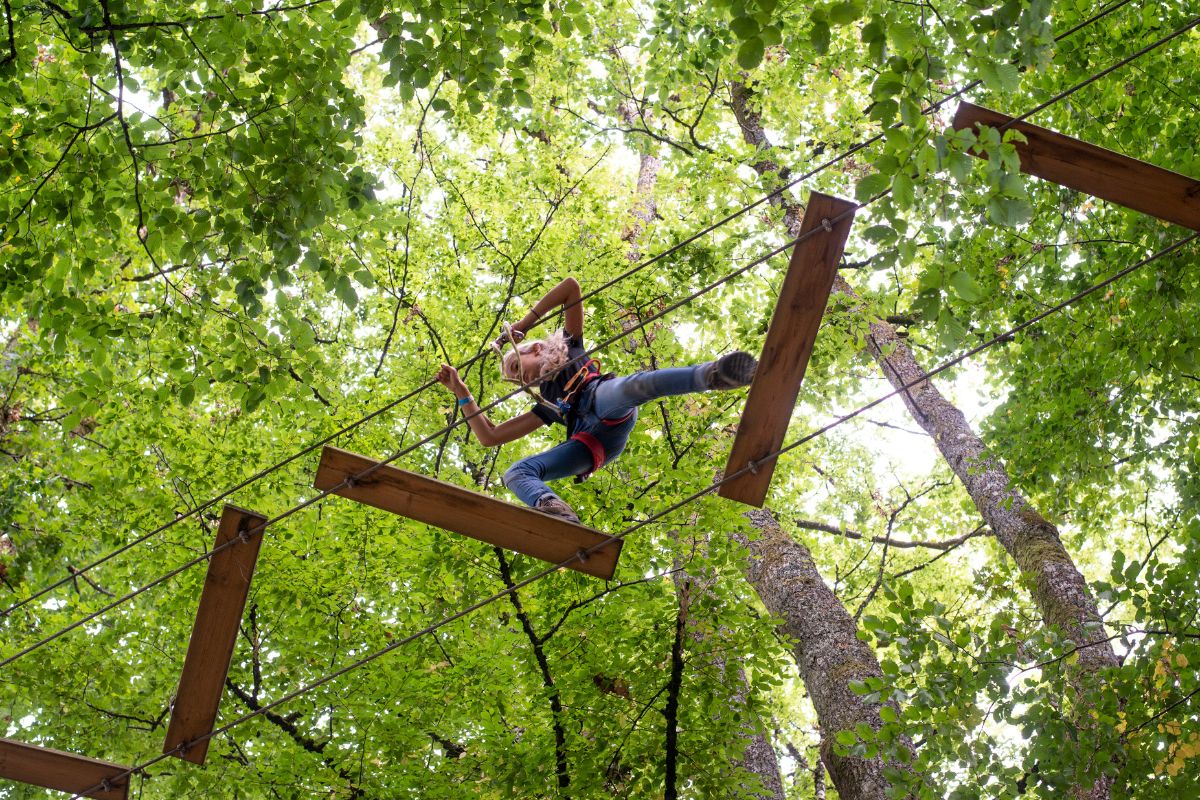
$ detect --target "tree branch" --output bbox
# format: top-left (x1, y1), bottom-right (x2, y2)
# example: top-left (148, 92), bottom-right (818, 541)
top-left (7, 113), bottom-right (118, 229)
top-left (68, 565), bottom-right (114, 597)
top-left (80, 0), bottom-right (339, 33)
top-left (493, 547), bottom-right (570, 791)
top-left (226, 678), bottom-right (364, 797)
top-left (792, 517), bottom-right (988, 550)
top-left (664, 577), bottom-right (689, 800)
top-left (1, 0), bottom-right (15, 68)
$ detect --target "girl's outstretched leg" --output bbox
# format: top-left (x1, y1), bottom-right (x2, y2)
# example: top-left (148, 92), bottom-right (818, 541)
top-left (593, 351), bottom-right (757, 419)
top-left (502, 439), bottom-right (594, 522)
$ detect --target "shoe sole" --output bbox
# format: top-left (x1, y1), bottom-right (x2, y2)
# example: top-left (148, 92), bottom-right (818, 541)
top-left (716, 351), bottom-right (757, 386)
top-left (535, 503), bottom-right (581, 525)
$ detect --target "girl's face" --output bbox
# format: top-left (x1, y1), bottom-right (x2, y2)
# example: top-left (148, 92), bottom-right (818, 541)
top-left (518, 344), bottom-right (543, 383)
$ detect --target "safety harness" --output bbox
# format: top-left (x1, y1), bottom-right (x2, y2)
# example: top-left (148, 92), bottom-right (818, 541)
top-left (493, 323), bottom-right (633, 480)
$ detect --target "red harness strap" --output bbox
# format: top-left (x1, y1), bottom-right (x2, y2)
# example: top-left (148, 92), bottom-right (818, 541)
top-left (571, 432), bottom-right (606, 478)
top-left (602, 411), bottom-right (634, 426)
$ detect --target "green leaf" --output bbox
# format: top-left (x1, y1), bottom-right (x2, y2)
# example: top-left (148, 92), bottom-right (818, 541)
top-left (828, 1), bottom-right (863, 26)
top-left (937, 309), bottom-right (970, 347)
top-left (863, 224), bottom-right (896, 244)
top-left (949, 270), bottom-right (983, 302)
top-left (978, 61), bottom-right (1020, 94)
top-left (868, 99), bottom-right (898, 124)
top-left (890, 23), bottom-right (919, 51)
top-left (835, 729), bottom-right (857, 746)
top-left (861, 19), bottom-right (885, 43)
top-left (810, 21), bottom-right (830, 54)
top-left (335, 276), bottom-right (358, 309)
top-left (994, 62), bottom-right (1020, 92)
top-left (986, 196), bottom-right (1032, 227)
top-left (730, 16), bottom-right (759, 39)
top-left (737, 37), bottom-right (765, 69)
top-left (892, 171), bottom-right (914, 208)
top-left (855, 172), bottom-right (889, 202)
top-left (947, 151), bottom-right (974, 183)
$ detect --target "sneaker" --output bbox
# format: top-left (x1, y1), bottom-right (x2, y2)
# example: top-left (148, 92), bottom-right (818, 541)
top-left (535, 495), bottom-right (581, 525)
top-left (705, 351), bottom-right (758, 390)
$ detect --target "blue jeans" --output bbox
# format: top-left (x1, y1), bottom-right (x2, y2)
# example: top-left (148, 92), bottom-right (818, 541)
top-left (502, 365), bottom-right (709, 507)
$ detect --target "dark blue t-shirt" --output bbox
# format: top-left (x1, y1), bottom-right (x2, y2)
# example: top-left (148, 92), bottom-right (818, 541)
top-left (531, 331), bottom-right (599, 428)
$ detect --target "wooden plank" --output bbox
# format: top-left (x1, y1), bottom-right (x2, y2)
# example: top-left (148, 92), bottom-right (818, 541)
top-left (163, 504), bottom-right (268, 765)
top-left (314, 447), bottom-right (622, 580)
top-left (720, 192), bottom-right (856, 507)
top-left (952, 102), bottom-right (1200, 231)
top-left (0, 738), bottom-right (129, 800)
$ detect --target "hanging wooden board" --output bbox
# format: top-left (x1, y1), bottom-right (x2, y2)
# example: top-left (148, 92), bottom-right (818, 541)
top-left (720, 192), bottom-right (857, 507)
top-left (314, 446), bottom-right (622, 580)
top-left (0, 738), bottom-right (129, 799)
top-left (952, 102), bottom-right (1200, 231)
top-left (162, 505), bottom-right (269, 765)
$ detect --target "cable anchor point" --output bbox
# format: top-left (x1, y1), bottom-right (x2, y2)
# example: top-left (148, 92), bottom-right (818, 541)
top-left (820, 218), bottom-right (833, 233)
top-left (576, 548), bottom-right (590, 563)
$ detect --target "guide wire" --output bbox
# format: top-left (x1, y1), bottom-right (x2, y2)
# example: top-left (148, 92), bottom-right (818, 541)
top-left (0, 227), bottom-right (820, 670)
top-left (62, 0), bottom-right (1184, 789)
top-left (5, 0), bottom-right (1179, 671)
top-left (1009, 14), bottom-right (1200, 127)
top-left (75, 228), bottom-right (1199, 799)
top-left (0, 0), bottom-right (1138, 620)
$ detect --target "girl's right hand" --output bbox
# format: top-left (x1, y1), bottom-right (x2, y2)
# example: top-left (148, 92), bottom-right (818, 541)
top-left (493, 325), bottom-right (526, 350)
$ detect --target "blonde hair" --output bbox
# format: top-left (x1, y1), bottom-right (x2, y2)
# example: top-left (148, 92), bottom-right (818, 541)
top-left (501, 331), bottom-right (571, 384)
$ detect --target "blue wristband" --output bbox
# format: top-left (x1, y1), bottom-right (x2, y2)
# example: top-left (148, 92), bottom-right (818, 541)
top-left (457, 395), bottom-right (473, 407)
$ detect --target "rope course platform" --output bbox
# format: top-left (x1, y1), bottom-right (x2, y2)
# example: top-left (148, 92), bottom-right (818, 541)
top-left (0, 738), bottom-right (129, 799)
top-left (953, 101), bottom-right (1200, 231)
top-left (314, 447), bottom-right (622, 580)
top-left (720, 192), bottom-right (857, 507)
top-left (162, 505), bottom-right (269, 765)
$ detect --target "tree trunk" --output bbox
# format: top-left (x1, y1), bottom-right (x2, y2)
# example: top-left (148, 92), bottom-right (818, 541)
top-left (618, 101), bottom-right (661, 263)
top-left (735, 509), bottom-right (914, 798)
top-left (729, 80), bottom-right (1118, 799)
top-left (857, 309), bottom-right (1118, 675)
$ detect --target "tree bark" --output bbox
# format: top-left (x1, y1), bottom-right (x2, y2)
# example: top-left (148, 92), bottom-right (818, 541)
top-left (729, 80), bottom-right (1118, 799)
top-left (618, 101), bottom-right (661, 263)
top-left (735, 509), bottom-right (914, 798)
top-left (857, 311), bottom-right (1118, 675)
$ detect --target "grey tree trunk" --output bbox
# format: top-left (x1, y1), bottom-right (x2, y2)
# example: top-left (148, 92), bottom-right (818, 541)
top-left (735, 509), bottom-right (914, 798)
top-left (729, 80), bottom-right (1118, 799)
top-left (618, 101), bottom-right (661, 263)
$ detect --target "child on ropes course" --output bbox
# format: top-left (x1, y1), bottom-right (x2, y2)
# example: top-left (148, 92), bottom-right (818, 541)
top-left (435, 277), bottom-right (757, 524)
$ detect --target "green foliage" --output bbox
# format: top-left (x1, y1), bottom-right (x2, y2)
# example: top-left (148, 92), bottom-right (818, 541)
top-left (1, 0), bottom-right (1198, 797)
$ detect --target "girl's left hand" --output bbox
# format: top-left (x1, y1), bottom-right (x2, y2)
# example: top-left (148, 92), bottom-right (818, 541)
top-left (436, 364), bottom-right (468, 396)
